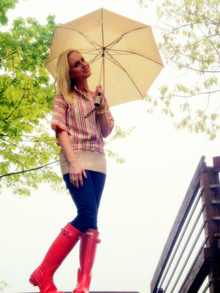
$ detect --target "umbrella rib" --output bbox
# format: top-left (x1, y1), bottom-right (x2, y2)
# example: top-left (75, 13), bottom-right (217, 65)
top-left (105, 52), bottom-right (144, 98)
top-left (108, 49), bottom-right (164, 67)
top-left (106, 26), bottom-right (150, 49)
top-left (88, 52), bottom-right (103, 64)
top-left (56, 27), bottom-right (102, 50)
top-left (46, 27), bottom-right (103, 66)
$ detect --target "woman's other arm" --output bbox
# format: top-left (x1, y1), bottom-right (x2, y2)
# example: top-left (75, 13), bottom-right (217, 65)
top-left (95, 86), bottom-right (114, 138)
top-left (97, 112), bottom-right (112, 138)
top-left (56, 129), bottom-right (87, 188)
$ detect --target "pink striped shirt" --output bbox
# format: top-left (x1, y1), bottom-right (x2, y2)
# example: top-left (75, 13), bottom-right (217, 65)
top-left (51, 90), bottom-right (114, 154)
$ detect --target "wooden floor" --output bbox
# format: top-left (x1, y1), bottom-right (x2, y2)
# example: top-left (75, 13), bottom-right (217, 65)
top-left (14, 291), bottom-right (139, 293)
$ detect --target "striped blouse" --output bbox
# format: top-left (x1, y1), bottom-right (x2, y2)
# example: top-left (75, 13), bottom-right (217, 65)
top-left (51, 89), bottom-right (115, 154)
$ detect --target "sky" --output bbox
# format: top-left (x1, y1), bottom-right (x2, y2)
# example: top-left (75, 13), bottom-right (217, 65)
top-left (1, 1), bottom-right (220, 293)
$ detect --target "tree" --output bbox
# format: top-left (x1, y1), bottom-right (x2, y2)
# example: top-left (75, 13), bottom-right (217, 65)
top-left (0, 11), bottom-right (64, 196)
top-left (0, 2), bottom-right (132, 196)
top-left (138, 0), bottom-right (220, 140)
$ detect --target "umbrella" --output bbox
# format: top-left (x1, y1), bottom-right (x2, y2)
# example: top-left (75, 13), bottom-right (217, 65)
top-left (46, 8), bottom-right (163, 107)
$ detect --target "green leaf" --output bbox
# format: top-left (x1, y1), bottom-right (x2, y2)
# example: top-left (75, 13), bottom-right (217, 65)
top-left (138, 0), bottom-right (220, 140)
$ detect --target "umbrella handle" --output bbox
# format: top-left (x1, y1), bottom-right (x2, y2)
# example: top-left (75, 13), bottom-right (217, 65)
top-left (94, 93), bottom-right (101, 107)
top-left (85, 93), bottom-right (101, 119)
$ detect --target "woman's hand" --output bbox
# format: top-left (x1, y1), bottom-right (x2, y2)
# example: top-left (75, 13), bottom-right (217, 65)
top-left (70, 161), bottom-right (87, 189)
top-left (95, 85), bottom-right (105, 108)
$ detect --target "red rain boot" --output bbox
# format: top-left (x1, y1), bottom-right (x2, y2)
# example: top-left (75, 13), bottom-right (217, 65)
top-left (73, 229), bottom-right (100, 293)
top-left (29, 223), bottom-right (82, 293)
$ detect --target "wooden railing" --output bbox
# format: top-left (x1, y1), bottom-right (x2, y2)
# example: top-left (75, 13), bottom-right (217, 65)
top-left (150, 156), bottom-right (220, 293)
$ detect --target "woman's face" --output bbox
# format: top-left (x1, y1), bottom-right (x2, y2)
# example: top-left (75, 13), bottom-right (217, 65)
top-left (68, 51), bottom-right (91, 82)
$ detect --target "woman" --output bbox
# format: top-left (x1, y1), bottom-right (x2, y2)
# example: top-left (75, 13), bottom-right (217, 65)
top-left (29, 49), bottom-right (114, 293)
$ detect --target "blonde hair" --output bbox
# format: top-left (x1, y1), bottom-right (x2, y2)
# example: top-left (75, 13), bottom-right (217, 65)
top-left (56, 49), bottom-right (78, 104)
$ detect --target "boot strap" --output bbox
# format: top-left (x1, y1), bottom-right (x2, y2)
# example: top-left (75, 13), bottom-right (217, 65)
top-left (61, 228), bottom-right (81, 241)
top-left (84, 231), bottom-right (101, 244)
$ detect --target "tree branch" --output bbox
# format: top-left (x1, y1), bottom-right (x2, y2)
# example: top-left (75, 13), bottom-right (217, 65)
top-left (164, 48), bottom-right (220, 73)
top-left (197, 23), bottom-right (220, 58)
top-left (174, 89), bottom-right (220, 99)
top-left (0, 78), bottom-right (17, 96)
top-left (4, 94), bottom-right (25, 121)
top-left (0, 160), bottom-right (59, 178)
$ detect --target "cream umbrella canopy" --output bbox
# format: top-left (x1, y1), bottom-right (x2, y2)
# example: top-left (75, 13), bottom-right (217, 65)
top-left (46, 8), bottom-right (163, 107)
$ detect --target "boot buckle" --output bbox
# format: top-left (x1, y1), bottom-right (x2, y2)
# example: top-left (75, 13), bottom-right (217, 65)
top-left (86, 231), bottom-right (93, 236)
top-left (61, 228), bottom-right (66, 235)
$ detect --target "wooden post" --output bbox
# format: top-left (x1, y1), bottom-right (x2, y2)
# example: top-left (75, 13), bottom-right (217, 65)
top-left (200, 156), bottom-right (220, 293)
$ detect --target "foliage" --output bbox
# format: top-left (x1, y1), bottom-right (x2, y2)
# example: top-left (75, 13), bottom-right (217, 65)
top-left (0, 0), bottom-right (18, 25)
top-left (0, 4), bottom-right (64, 196)
top-left (137, 0), bottom-right (153, 8)
top-left (138, 0), bottom-right (220, 140)
top-left (105, 125), bottom-right (135, 164)
top-left (0, 281), bottom-right (8, 293)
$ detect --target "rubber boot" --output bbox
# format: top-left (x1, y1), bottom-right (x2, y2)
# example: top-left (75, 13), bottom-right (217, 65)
top-left (29, 223), bottom-right (82, 293)
top-left (73, 229), bottom-right (100, 293)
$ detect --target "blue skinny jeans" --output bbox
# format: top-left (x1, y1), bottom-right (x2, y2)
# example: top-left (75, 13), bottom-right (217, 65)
top-left (63, 170), bottom-right (106, 233)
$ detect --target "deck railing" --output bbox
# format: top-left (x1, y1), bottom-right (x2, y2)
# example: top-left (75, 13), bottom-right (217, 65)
top-left (150, 156), bottom-right (220, 293)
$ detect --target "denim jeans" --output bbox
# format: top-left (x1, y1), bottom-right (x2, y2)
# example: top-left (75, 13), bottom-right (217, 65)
top-left (63, 170), bottom-right (106, 233)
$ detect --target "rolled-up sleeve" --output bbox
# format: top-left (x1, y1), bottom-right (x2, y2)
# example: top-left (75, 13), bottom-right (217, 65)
top-left (51, 94), bottom-right (68, 133)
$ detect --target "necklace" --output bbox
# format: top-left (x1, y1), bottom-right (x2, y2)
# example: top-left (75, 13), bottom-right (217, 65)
top-left (74, 85), bottom-right (89, 99)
